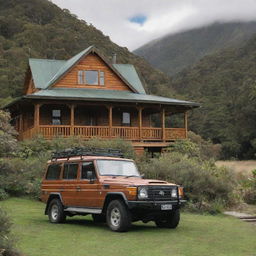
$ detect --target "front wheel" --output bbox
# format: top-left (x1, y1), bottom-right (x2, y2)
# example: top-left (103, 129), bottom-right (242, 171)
top-left (155, 209), bottom-right (180, 229)
top-left (48, 198), bottom-right (66, 223)
top-left (106, 200), bottom-right (131, 232)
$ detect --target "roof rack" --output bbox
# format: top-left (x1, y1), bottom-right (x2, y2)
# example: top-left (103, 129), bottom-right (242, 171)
top-left (51, 147), bottom-right (124, 161)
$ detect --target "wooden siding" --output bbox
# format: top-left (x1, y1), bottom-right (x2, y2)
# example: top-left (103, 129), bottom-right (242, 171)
top-left (54, 53), bottom-right (133, 92)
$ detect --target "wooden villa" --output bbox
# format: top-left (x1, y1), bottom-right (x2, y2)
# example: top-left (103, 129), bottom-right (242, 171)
top-left (5, 46), bottom-right (199, 154)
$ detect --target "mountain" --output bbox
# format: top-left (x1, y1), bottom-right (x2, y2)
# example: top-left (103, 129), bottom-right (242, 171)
top-left (134, 22), bottom-right (256, 75)
top-left (170, 35), bottom-right (256, 159)
top-left (0, 0), bottom-right (173, 101)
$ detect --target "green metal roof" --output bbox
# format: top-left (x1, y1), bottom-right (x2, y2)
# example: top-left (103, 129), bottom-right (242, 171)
top-left (28, 46), bottom-right (144, 93)
top-left (113, 64), bottom-right (146, 94)
top-left (24, 88), bottom-right (199, 107)
top-left (8, 45), bottom-right (201, 111)
top-left (29, 59), bottom-right (65, 89)
top-left (45, 46), bottom-right (94, 89)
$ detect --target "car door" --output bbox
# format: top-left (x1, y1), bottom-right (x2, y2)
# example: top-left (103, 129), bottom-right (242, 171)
top-left (76, 161), bottom-right (101, 208)
top-left (61, 162), bottom-right (79, 206)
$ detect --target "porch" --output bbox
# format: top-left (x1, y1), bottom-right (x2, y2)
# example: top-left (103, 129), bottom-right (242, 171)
top-left (15, 102), bottom-right (188, 142)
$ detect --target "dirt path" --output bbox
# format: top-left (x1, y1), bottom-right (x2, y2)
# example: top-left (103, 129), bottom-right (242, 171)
top-left (224, 211), bottom-right (256, 225)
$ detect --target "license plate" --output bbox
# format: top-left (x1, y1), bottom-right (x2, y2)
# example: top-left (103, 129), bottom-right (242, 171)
top-left (161, 204), bottom-right (172, 210)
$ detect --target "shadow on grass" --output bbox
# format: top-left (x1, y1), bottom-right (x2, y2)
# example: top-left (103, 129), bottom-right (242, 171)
top-left (36, 216), bottom-right (159, 232)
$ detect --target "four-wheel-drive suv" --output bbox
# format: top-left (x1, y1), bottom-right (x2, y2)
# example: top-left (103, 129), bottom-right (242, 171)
top-left (41, 148), bottom-right (185, 232)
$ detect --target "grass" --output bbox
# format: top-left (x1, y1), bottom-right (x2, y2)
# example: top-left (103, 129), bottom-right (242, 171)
top-left (1, 198), bottom-right (256, 256)
top-left (216, 160), bottom-right (256, 175)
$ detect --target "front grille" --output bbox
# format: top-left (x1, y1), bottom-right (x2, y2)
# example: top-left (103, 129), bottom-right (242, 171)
top-left (147, 186), bottom-right (177, 201)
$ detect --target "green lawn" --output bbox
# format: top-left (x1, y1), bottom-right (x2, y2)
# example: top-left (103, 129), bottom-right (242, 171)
top-left (1, 198), bottom-right (256, 256)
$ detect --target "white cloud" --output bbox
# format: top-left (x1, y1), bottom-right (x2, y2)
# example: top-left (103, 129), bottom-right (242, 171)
top-left (51, 0), bottom-right (256, 50)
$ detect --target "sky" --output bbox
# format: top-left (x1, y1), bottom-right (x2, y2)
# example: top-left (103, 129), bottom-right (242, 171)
top-left (51, 0), bottom-right (256, 50)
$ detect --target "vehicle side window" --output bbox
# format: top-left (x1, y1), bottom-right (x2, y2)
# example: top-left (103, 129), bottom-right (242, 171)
top-left (81, 161), bottom-right (96, 179)
top-left (63, 163), bottom-right (78, 179)
top-left (46, 164), bottom-right (61, 180)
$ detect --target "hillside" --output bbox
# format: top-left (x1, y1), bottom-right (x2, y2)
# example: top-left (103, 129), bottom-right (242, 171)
top-left (170, 35), bottom-right (256, 159)
top-left (0, 0), bottom-right (173, 102)
top-left (134, 22), bottom-right (256, 75)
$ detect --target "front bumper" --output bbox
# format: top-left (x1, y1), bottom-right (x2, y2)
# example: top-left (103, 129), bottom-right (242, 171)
top-left (127, 199), bottom-right (186, 210)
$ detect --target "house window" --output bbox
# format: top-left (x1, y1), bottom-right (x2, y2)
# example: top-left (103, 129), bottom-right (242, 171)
top-left (77, 70), bottom-right (105, 85)
top-left (52, 109), bottom-right (61, 125)
top-left (85, 70), bottom-right (98, 85)
top-left (122, 112), bottom-right (131, 126)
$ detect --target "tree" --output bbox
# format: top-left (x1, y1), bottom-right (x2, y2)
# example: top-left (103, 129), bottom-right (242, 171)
top-left (0, 110), bottom-right (17, 157)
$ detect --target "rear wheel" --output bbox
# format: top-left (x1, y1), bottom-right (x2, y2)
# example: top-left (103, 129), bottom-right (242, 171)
top-left (106, 200), bottom-right (131, 232)
top-left (155, 209), bottom-right (180, 229)
top-left (48, 198), bottom-right (66, 223)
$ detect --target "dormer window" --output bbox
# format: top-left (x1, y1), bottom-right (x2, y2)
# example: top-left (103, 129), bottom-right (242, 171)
top-left (77, 70), bottom-right (105, 86)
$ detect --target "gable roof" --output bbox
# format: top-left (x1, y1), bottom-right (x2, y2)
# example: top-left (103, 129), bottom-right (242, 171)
top-left (113, 64), bottom-right (146, 94)
top-left (29, 59), bottom-right (65, 89)
top-left (28, 46), bottom-right (142, 93)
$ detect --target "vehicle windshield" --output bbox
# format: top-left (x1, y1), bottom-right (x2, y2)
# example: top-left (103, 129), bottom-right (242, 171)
top-left (96, 160), bottom-right (140, 177)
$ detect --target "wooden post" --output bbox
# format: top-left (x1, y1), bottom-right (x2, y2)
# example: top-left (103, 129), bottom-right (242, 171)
top-left (162, 108), bottom-right (166, 142)
top-left (34, 104), bottom-right (40, 132)
top-left (19, 114), bottom-right (23, 133)
top-left (18, 113), bottom-right (23, 140)
top-left (138, 107), bottom-right (143, 141)
top-left (184, 111), bottom-right (188, 138)
top-left (70, 104), bottom-right (75, 136)
top-left (108, 105), bottom-right (113, 137)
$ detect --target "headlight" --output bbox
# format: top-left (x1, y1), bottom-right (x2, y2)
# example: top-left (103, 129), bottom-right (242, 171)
top-left (138, 187), bottom-right (148, 199)
top-left (171, 188), bottom-right (177, 198)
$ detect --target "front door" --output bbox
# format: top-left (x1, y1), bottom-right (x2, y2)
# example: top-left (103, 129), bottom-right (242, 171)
top-left (76, 161), bottom-right (101, 208)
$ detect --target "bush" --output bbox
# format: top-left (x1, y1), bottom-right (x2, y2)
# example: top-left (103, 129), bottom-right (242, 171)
top-left (0, 207), bottom-right (20, 256)
top-left (168, 132), bottom-right (221, 160)
top-left (18, 136), bottom-right (135, 159)
top-left (0, 157), bottom-right (47, 199)
top-left (138, 152), bottom-right (237, 213)
top-left (0, 136), bottom-right (135, 199)
top-left (242, 169), bottom-right (256, 204)
top-left (0, 189), bottom-right (9, 201)
top-left (0, 110), bottom-right (17, 158)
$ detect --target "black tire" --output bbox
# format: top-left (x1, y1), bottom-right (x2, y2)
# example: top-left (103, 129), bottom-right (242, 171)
top-left (48, 198), bottom-right (66, 223)
top-left (106, 200), bottom-right (131, 232)
top-left (92, 214), bottom-right (106, 223)
top-left (155, 209), bottom-right (180, 229)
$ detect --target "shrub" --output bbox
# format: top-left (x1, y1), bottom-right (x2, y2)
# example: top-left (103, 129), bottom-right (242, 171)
top-left (242, 169), bottom-right (256, 204)
top-left (0, 157), bottom-right (47, 199)
top-left (18, 136), bottom-right (135, 159)
top-left (0, 207), bottom-right (20, 256)
top-left (138, 152), bottom-right (237, 213)
top-left (0, 189), bottom-right (9, 201)
top-left (168, 132), bottom-right (221, 160)
top-left (0, 110), bottom-right (17, 158)
top-left (0, 136), bottom-right (135, 199)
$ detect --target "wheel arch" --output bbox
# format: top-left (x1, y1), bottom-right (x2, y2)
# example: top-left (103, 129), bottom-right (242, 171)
top-left (102, 192), bottom-right (128, 214)
top-left (44, 193), bottom-right (64, 215)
